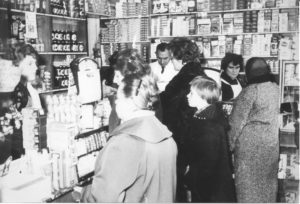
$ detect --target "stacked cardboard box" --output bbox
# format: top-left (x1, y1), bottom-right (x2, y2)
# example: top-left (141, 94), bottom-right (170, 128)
top-left (271, 9), bottom-right (279, 32)
top-left (233, 12), bottom-right (244, 33)
top-left (197, 17), bottom-right (211, 34)
top-left (209, 14), bottom-right (222, 34)
top-left (169, 0), bottom-right (188, 13)
top-left (196, 0), bottom-right (210, 11)
top-left (223, 0), bottom-right (233, 10)
top-left (210, 0), bottom-right (223, 11)
top-left (223, 13), bottom-right (234, 34)
top-left (281, 8), bottom-right (299, 31)
top-left (243, 35), bottom-right (252, 56)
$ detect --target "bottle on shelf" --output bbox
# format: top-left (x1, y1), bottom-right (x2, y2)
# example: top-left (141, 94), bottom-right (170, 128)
top-left (17, 0), bottom-right (24, 10)
top-left (29, 0), bottom-right (35, 12)
top-left (11, 16), bottom-right (19, 39)
top-left (23, 0), bottom-right (30, 11)
top-left (10, 0), bottom-right (17, 9)
top-left (35, 0), bottom-right (40, 12)
top-left (18, 19), bottom-right (26, 42)
top-left (78, 41), bottom-right (84, 52)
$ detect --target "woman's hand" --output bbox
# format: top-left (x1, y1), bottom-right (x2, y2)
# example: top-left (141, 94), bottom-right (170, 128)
top-left (102, 80), bottom-right (117, 97)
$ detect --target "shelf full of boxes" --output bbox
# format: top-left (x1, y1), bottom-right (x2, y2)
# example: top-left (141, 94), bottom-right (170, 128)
top-left (0, 0), bottom-right (88, 93)
top-left (89, 0), bottom-right (151, 66)
top-left (149, 0), bottom-right (299, 74)
top-left (0, 1), bottom-right (114, 202)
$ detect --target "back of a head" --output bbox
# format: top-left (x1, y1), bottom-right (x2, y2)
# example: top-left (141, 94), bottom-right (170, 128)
top-left (168, 37), bottom-right (201, 63)
top-left (190, 75), bottom-right (220, 105)
top-left (245, 57), bottom-right (273, 83)
top-left (121, 73), bottom-right (159, 110)
top-left (115, 49), bottom-right (150, 77)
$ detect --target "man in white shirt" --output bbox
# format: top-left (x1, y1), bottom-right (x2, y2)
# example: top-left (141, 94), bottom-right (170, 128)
top-left (150, 43), bottom-right (178, 92)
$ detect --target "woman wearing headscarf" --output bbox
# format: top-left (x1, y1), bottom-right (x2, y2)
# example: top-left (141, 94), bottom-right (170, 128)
top-left (228, 57), bottom-right (280, 202)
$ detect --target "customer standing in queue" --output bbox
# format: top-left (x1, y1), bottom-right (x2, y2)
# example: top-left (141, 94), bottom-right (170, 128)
top-left (81, 72), bottom-right (177, 202)
top-left (150, 42), bottom-right (178, 92)
top-left (220, 53), bottom-right (246, 101)
top-left (160, 37), bottom-right (206, 202)
top-left (228, 57), bottom-right (280, 202)
top-left (185, 76), bottom-right (236, 202)
top-left (102, 49), bottom-right (150, 133)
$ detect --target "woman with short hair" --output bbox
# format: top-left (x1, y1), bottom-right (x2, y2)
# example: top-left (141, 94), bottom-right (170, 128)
top-left (81, 73), bottom-right (177, 202)
top-left (159, 37), bottom-right (206, 202)
top-left (220, 53), bottom-right (246, 101)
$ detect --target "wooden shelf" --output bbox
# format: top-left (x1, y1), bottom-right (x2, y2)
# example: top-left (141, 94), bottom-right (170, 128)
top-left (102, 15), bottom-right (149, 20)
top-left (101, 41), bottom-right (150, 44)
top-left (150, 6), bottom-right (299, 17)
top-left (0, 7), bottom-right (86, 21)
top-left (86, 12), bottom-right (111, 18)
top-left (77, 147), bottom-right (103, 159)
top-left (39, 52), bottom-right (87, 55)
top-left (75, 125), bottom-right (108, 140)
top-left (38, 88), bottom-right (68, 94)
top-left (44, 188), bottom-right (74, 203)
top-left (148, 31), bottom-right (299, 39)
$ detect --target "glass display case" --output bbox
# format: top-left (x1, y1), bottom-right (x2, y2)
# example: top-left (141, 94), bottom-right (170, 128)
top-left (278, 60), bottom-right (299, 203)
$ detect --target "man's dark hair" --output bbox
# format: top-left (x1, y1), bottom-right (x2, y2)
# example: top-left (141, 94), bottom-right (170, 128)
top-left (156, 42), bottom-right (169, 53)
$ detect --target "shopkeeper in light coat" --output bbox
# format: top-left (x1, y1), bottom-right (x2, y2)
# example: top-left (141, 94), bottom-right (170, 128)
top-left (150, 42), bottom-right (178, 92)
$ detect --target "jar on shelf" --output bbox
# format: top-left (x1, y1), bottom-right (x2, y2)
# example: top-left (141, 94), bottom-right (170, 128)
top-left (78, 42), bottom-right (84, 52)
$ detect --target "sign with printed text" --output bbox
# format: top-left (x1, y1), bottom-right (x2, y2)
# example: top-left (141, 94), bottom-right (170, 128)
top-left (25, 12), bottom-right (38, 39)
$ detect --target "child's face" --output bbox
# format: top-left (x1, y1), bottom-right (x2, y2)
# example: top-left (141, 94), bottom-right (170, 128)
top-left (187, 87), bottom-right (207, 110)
top-left (19, 55), bottom-right (38, 82)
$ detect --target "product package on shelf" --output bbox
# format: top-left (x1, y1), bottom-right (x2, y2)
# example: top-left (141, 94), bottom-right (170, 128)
top-left (222, 13), bottom-right (234, 34)
top-left (86, 0), bottom-right (111, 15)
top-left (233, 12), bottom-right (244, 34)
top-left (197, 15), bottom-right (211, 35)
top-left (209, 14), bottom-right (222, 34)
top-left (22, 108), bottom-right (47, 153)
top-left (47, 122), bottom-right (79, 192)
top-left (51, 30), bottom-right (84, 52)
top-left (279, 37), bottom-right (297, 60)
top-left (278, 153), bottom-right (299, 180)
top-left (152, 0), bottom-right (169, 14)
top-left (172, 16), bottom-right (189, 36)
top-left (196, 0), bottom-right (210, 11)
top-left (169, 0), bottom-right (188, 13)
top-left (44, 93), bottom-right (80, 124)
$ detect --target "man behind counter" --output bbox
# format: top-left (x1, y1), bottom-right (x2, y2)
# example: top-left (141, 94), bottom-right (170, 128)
top-left (150, 43), bottom-right (178, 92)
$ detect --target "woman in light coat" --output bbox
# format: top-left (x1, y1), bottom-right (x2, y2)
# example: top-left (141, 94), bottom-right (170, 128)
top-left (81, 67), bottom-right (177, 202)
top-left (228, 57), bottom-right (280, 202)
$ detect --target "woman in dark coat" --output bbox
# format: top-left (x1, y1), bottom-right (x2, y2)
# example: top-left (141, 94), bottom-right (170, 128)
top-left (159, 37), bottom-right (206, 202)
top-left (184, 76), bottom-right (236, 202)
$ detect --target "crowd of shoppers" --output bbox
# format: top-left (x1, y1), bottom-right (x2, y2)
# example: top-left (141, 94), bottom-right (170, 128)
top-left (92, 37), bottom-right (280, 203)
top-left (0, 38), bottom-right (281, 203)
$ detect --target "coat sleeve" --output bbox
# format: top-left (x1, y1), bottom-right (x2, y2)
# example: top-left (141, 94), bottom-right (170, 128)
top-left (228, 85), bottom-right (256, 151)
top-left (81, 135), bottom-right (143, 202)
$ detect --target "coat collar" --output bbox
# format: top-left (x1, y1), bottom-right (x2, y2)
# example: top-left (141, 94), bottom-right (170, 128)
top-left (221, 72), bottom-right (239, 85)
top-left (110, 113), bottom-right (172, 144)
